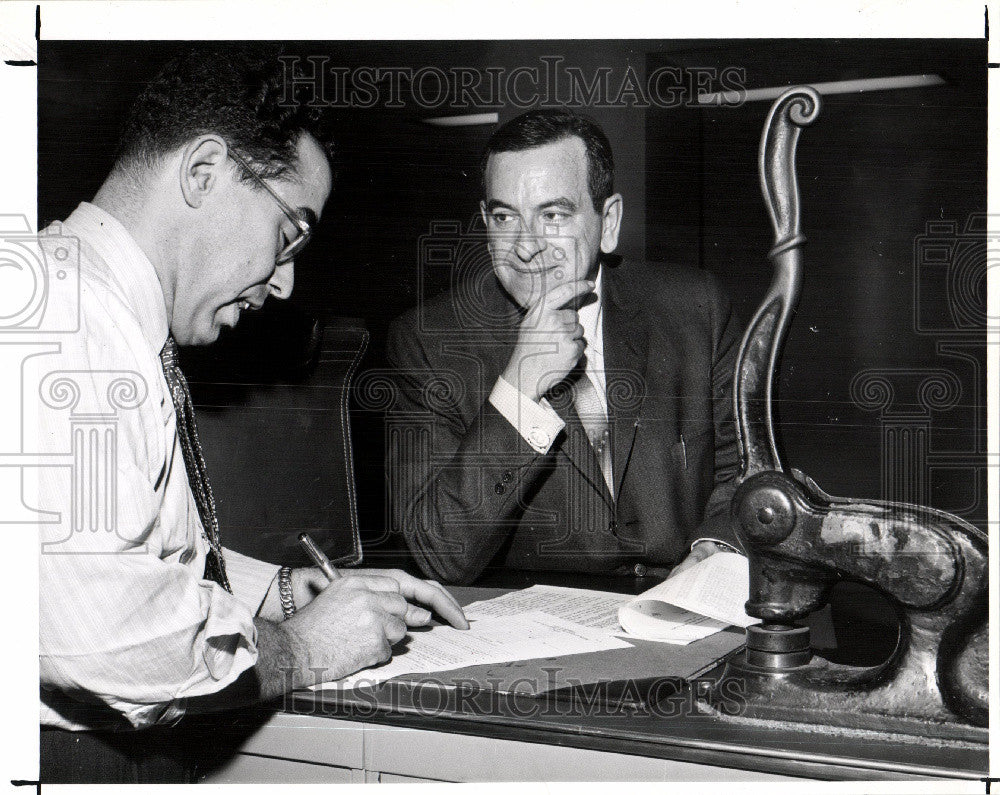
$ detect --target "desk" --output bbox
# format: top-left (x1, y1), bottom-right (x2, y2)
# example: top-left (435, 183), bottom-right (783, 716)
top-left (200, 576), bottom-right (987, 783)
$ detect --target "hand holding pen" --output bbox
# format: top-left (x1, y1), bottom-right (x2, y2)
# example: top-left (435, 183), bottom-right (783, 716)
top-left (297, 533), bottom-right (468, 630)
top-left (298, 532), bottom-right (341, 581)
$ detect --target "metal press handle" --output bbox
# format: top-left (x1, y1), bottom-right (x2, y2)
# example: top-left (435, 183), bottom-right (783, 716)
top-left (734, 86), bottom-right (822, 480)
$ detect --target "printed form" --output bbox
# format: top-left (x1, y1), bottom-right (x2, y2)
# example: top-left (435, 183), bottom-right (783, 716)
top-left (314, 610), bottom-right (633, 690)
top-left (463, 585), bottom-right (630, 632)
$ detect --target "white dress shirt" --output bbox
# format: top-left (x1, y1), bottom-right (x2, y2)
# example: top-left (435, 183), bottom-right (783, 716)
top-left (33, 203), bottom-right (279, 731)
top-left (489, 267), bottom-right (606, 452)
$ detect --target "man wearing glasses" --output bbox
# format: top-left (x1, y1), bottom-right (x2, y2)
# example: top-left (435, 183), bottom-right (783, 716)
top-left (37, 49), bottom-right (466, 782)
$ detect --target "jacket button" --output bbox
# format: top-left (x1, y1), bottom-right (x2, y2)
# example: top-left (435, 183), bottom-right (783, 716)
top-left (502, 471), bottom-right (513, 483)
top-left (633, 563), bottom-right (648, 577)
top-left (608, 520), bottom-right (619, 534)
top-left (494, 483), bottom-right (505, 495)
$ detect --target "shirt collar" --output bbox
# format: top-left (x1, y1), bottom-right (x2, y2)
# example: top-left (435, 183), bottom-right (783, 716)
top-left (62, 202), bottom-right (170, 356)
top-left (578, 264), bottom-right (604, 358)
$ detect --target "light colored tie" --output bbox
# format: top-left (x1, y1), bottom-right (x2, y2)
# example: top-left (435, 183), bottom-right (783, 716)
top-left (160, 337), bottom-right (232, 593)
top-left (573, 370), bottom-right (614, 498)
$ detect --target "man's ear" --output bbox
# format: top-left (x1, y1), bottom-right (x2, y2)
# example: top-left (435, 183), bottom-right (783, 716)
top-left (179, 135), bottom-right (229, 209)
top-left (599, 193), bottom-right (623, 254)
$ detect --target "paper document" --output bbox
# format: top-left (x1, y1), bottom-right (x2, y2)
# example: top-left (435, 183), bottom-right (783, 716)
top-left (618, 551), bottom-right (755, 644)
top-left (464, 584), bottom-right (630, 632)
top-left (313, 610), bottom-right (632, 690)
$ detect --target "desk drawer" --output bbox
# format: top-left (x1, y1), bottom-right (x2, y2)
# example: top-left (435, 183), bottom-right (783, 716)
top-left (363, 724), bottom-right (801, 782)
top-left (203, 752), bottom-right (362, 783)
top-left (224, 713), bottom-right (365, 769)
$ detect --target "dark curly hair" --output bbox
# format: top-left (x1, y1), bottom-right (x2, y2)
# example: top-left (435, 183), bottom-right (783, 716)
top-left (481, 109), bottom-right (614, 214)
top-left (113, 46), bottom-right (334, 183)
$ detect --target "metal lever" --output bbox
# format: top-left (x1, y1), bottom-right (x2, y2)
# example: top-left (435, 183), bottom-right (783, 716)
top-left (734, 86), bottom-right (821, 479)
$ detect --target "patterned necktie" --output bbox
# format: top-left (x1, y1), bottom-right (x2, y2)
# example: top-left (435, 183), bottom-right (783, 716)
top-left (160, 336), bottom-right (232, 592)
top-left (573, 367), bottom-right (614, 499)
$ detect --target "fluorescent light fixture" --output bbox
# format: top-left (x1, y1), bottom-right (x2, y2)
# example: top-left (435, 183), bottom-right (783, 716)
top-left (697, 73), bottom-right (946, 105)
top-left (422, 112), bottom-right (500, 127)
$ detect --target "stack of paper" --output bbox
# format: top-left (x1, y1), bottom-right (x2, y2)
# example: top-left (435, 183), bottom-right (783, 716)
top-left (617, 552), bottom-right (756, 644)
top-left (463, 585), bottom-right (629, 632)
top-left (314, 610), bottom-right (632, 690)
top-left (465, 552), bottom-right (755, 645)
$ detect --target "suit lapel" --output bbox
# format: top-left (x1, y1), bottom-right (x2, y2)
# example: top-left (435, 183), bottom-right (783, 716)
top-left (603, 262), bottom-right (649, 498)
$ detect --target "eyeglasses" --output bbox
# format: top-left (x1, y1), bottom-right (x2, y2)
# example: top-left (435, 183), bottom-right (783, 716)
top-left (228, 147), bottom-right (312, 265)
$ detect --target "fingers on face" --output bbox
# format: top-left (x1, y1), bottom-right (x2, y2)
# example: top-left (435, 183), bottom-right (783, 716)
top-left (544, 279), bottom-right (593, 310)
top-left (556, 308), bottom-right (577, 325)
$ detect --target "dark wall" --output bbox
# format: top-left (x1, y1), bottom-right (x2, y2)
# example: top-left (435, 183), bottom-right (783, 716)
top-left (38, 40), bottom-right (658, 555)
top-left (647, 40), bottom-right (987, 529)
top-left (39, 39), bottom-right (988, 558)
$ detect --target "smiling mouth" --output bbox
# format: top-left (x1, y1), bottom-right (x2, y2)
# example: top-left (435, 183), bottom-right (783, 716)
top-left (503, 263), bottom-right (568, 278)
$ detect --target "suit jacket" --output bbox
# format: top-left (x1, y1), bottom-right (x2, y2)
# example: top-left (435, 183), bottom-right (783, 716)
top-left (385, 259), bottom-right (743, 585)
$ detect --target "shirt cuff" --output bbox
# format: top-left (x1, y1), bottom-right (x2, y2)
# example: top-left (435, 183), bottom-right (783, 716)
top-left (489, 375), bottom-right (565, 454)
top-left (223, 548), bottom-right (281, 616)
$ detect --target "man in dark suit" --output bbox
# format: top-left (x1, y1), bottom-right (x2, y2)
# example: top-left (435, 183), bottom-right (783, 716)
top-left (386, 109), bottom-right (742, 585)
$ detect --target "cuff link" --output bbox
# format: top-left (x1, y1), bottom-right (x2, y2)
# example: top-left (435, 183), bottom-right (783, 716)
top-left (527, 427), bottom-right (551, 451)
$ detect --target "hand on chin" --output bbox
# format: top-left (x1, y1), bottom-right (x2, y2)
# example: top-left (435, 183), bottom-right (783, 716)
top-left (495, 264), bottom-right (553, 309)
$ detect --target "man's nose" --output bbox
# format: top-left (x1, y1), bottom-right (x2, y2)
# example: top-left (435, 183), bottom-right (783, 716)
top-left (268, 260), bottom-right (294, 299)
top-left (512, 224), bottom-right (547, 263)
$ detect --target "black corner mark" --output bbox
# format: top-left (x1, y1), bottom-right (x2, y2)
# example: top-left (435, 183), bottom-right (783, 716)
top-left (2, 4), bottom-right (39, 66)
top-left (983, 776), bottom-right (1000, 793)
top-left (11, 781), bottom-right (40, 794)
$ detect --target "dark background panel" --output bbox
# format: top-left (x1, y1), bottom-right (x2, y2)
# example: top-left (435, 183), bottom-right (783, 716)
top-left (646, 39), bottom-right (987, 523)
top-left (39, 39), bottom-right (988, 564)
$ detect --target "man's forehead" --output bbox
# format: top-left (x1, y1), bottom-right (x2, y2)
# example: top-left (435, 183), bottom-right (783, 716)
top-left (284, 135), bottom-right (333, 214)
top-left (485, 137), bottom-right (588, 197)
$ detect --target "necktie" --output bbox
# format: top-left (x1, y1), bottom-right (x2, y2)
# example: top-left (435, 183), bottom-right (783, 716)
top-left (573, 367), bottom-right (614, 499)
top-left (160, 337), bottom-right (232, 592)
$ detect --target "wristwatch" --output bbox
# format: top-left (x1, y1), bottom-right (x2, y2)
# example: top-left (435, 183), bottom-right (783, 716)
top-left (278, 566), bottom-right (297, 619)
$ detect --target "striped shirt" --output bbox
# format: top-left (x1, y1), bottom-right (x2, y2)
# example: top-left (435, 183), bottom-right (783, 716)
top-left (34, 202), bottom-right (279, 731)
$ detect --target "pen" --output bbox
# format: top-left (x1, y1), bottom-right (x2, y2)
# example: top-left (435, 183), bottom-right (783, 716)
top-left (298, 532), bottom-right (341, 581)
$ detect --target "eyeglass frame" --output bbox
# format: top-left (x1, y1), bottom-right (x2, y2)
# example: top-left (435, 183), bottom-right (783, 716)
top-left (227, 147), bottom-right (312, 265)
